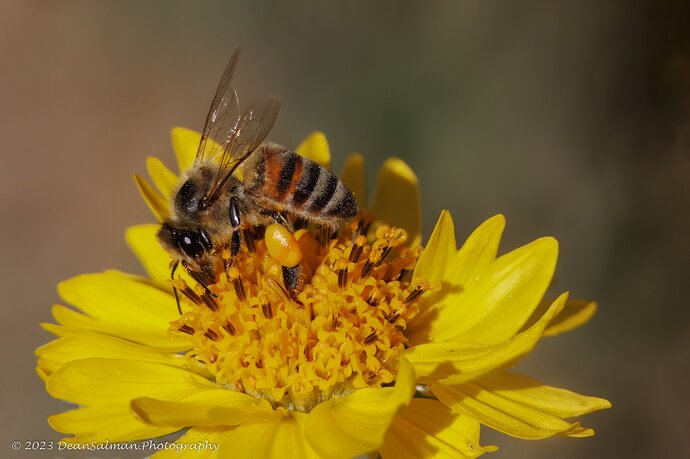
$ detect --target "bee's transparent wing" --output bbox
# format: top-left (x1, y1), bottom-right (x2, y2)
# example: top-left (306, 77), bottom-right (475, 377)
top-left (195, 49), bottom-right (242, 166)
top-left (194, 49), bottom-right (282, 201)
top-left (206, 96), bottom-right (282, 200)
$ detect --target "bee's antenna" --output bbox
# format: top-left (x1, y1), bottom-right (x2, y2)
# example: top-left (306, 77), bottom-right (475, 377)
top-left (171, 260), bottom-right (182, 315)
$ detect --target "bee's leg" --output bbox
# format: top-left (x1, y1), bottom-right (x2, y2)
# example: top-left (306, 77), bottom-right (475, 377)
top-left (230, 229), bottom-right (241, 257)
top-left (171, 260), bottom-right (182, 315)
top-left (260, 208), bottom-right (290, 227)
top-left (282, 264), bottom-right (306, 300)
top-left (181, 260), bottom-right (217, 298)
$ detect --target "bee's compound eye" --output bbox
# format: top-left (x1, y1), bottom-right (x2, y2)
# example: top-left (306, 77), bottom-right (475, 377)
top-left (265, 224), bottom-right (302, 268)
top-left (176, 230), bottom-right (207, 259)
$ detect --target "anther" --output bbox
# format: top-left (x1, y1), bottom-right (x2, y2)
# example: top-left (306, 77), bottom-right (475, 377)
top-left (223, 321), bottom-right (236, 336)
top-left (395, 269), bottom-right (409, 282)
top-left (366, 287), bottom-right (381, 306)
top-left (265, 277), bottom-right (294, 305)
top-left (204, 329), bottom-right (220, 341)
top-left (349, 235), bottom-right (367, 263)
top-left (335, 259), bottom-right (349, 289)
top-left (227, 266), bottom-right (246, 303)
top-left (364, 331), bottom-right (378, 345)
top-left (404, 282), bottom-right (437, 304)
top-left (361, 240), bottom-right (388, 278)
top-left (178, 324), bottom-right (195, 335)
top-left (200, 292), bottom-right (219, 311)
top-left (261, 301), bottom-right (273, 319)
top-left (385, 309), bottom-right (401, 323)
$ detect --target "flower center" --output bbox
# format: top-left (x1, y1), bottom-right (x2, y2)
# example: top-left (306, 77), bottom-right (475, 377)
top-left (170, 220), bottom-right (431, 412)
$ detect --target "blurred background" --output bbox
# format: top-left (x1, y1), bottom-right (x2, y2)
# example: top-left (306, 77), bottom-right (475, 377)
top-left (1, 1), bottom-right (688, 458)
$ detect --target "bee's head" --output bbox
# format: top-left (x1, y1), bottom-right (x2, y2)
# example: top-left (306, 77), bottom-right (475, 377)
top-left (158, 222), bottom-right (213, 261)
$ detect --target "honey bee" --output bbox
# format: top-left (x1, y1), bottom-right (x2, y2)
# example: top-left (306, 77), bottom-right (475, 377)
top-left (156, 50), bottom-right (359, 311)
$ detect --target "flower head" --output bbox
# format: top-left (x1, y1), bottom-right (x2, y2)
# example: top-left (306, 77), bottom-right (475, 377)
top-left (38, 129), bottom-right (610, 458)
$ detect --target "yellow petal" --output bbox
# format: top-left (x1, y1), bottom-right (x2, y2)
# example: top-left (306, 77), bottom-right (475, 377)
top-left (406, 293), bottom-right (567, 385)
top-left (304, 358), bottom-right (415, 459)
top-left (409, 214), bottom-right (504, 345)
top-left (432, 371), bottom-right (611, 440)
top-left (56, 272), bottom-right (188, 351)
top-left (134, 174), bottom-right (169, 220)
top-left (413, 210), bottom-right (457, 284)
top-left (217, 410), bottom-right (321, 459)
top-left (369, 158), bottom-right (421, 246)
top-left (380, 398), bottom-right (496, 459)
top-left (296, 131), bottom-right (331, 169)
top-left (522, 298), bottom-right (598, 337)
top-left (35, 332), bottom-right (202, 378)
top-left (428, 236), bottom-right (558, 345)
top-left (125, 224), bottom-right (173, 290)
top-left (147, 156), bottom-right (179, 198)
top-left (131, 390), bottom-right (272, 428)
top-left (171, 127), bottom-right (202, 173)
top-left (49, 403), bottom-right (178, 443)
top-left (46, 358), bottom-right (214, 405)
top-left (340, 153), bottom-right (367, 208)
top-left (151, 427), bottom-right (230, 458)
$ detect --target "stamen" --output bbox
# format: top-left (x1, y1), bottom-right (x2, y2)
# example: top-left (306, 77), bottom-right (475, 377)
top-left (404, 281), bottom-right (439, 304)
top-left (264, 277), bottom-right (294, 306)
top-left (223, 321), bottom-right (236, 336)
top-left (364, 331), bottom-right (378, 345)
top-left (361, 240), bottom-right (388, 279)
top-left (261, 301), bottom-right (273, 319)
top-left (227, 266), bottom-right (246, 303)
top-left (178, 324), bottom-right (195, 335)
top-left (349, 235), bottom-right (367, 263)
top-left (167, 219), bottom-right (427, 413)
top-left (404, 286), bottom-right (425, 304)
top-left (335, 259), bottom-right (349, 288)
top-left (366, 287), bottom-right (381, 306)
top-left (204, 329), bottom-right (220, 341)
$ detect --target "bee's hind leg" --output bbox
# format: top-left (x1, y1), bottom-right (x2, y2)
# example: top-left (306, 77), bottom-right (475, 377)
top-left (282, 264), bottom-right (306, 301)
top-left (259, 208), bottom-right (290, 228)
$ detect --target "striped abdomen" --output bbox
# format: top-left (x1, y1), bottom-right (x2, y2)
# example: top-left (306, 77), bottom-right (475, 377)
top-left (244, 147), bottom-right (359, 223)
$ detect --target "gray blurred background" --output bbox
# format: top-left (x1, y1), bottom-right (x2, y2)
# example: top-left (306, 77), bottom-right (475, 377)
top-left (1, 1), bottom-right (689, 458)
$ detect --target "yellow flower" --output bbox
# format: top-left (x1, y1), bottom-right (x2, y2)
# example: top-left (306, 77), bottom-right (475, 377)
top-left (37, 129), bottom-right (610, 458)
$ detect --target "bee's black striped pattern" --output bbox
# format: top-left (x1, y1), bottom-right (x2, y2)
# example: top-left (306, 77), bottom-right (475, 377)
top-left (245, 148), bottom-right (358, 223)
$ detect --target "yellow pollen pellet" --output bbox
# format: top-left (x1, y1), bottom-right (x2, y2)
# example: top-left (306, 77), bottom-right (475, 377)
top-left (265, 223), bottom-right (303, 268)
